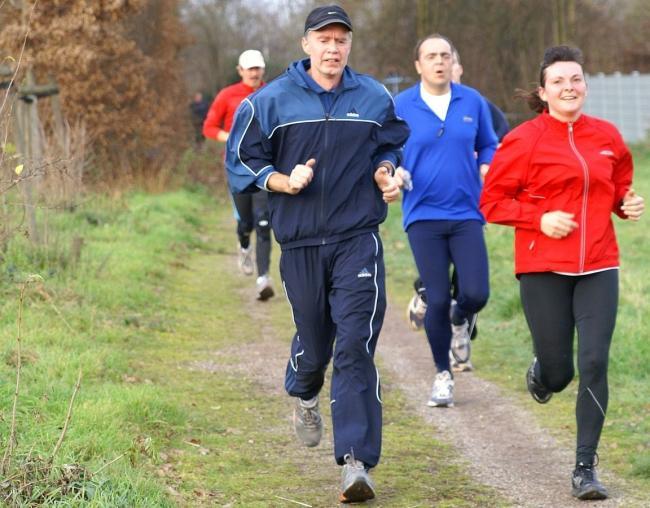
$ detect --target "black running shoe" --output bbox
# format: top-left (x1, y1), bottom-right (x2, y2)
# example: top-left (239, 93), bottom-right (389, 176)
top-left (572, 463), bottom-right (608, 500)
top-left (526, 358), bottom-right (552, 403)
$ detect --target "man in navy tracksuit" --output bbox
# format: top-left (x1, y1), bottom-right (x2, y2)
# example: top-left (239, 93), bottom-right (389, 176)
top-left (225, 5), bottom-right (409, 503)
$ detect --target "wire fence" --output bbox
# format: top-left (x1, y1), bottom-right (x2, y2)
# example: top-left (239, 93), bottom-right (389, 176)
top-left (584, 71), bottom-right (650, 144)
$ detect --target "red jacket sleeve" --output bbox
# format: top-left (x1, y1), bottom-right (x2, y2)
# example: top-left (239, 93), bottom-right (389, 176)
top-left (610, 127), bottom-right (633, 219)
top-left (480, 129), bottom-right (547, 231)
top-left (202, 91), bottom-right (228, 140)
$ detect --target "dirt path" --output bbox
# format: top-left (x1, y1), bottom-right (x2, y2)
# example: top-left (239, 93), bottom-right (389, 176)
top-left (204, 249), bottom-right (645, 506)
top-left (378, 303), bottom-right (646, 507)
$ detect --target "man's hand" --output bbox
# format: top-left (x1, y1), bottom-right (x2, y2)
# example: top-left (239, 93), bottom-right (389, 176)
top-left (395, 166), bottom-right (412, 191)
top-left (621, 189), bottom-right (644, 221)
top-left (287, 158), bottom-right (316, 194)
top-left (479, 163), bottom-right (489, 181)
top-left (540, 211), bottom-right (578, 239)
top-left (266, 158), bottom-right (315, 194)
top-left (374, 165), bottom-right (401, 203)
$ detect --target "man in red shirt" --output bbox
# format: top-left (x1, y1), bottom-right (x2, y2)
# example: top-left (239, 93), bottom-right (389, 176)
top-left (203, 50), bottom-right (274, 300)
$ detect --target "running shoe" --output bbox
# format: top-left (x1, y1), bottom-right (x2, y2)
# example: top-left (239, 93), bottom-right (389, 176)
top-left (450, 351), bottom-right (473, 372)
top-left (526, 358), bottom-right (552, 404)
top-left (572, 463), bottom-right (608, 500)
top-left (406, 293), bottom-right (427, 331)
top-left (428, 370), bottom-right (454, 407)
top-left (340, 453), bottom-right (375, 503)
top-left (256, 274), bottom-right (274, 301)
top-left (450, 299), bottom-right (479, 340)
top-left (238, 245), bottom-right (254, 276)
top-left (293, 396), bottom-right (322, 447)
top-left (451, 319), bottom-right (471, 364)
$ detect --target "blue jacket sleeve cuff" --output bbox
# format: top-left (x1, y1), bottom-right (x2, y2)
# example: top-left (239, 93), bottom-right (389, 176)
top-left (257, 172), bottom-right (277, 192)
top-left (477, 147), bottom-right (496, 166)
top-left (255, 166), bottom-right (276, 191)
top-left (373, 153), bottom-right (399, 170)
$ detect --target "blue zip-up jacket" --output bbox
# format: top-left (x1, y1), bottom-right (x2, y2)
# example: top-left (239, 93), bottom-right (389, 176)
top-left (226, 59), bottom-right (410, 249)
top-left (395, 82), bottom-right (497, 229)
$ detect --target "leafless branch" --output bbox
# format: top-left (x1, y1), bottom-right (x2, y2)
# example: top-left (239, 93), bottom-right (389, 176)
top-left (92, 452), bottom-right (126, 476)
top-left (1, 279), bottom-right (30, 474)
top-left (49, 370), bottom-right (82, 463)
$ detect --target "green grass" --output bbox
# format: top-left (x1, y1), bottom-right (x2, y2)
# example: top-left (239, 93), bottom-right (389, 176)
top-left (381, 145), bottom-right (650, 490)
top-left (0, 189), bottom-right (212, 505)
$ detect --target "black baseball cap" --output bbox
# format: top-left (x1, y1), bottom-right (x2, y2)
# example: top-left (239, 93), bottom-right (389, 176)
top-left (304, 5), bottom-right (353, 33)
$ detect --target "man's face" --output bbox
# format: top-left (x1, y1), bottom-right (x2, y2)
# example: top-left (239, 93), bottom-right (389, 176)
top-left (415, 37), bottom-right (453, 92)
top-left (238, 66), bottom-right (265, 89)
top-left (301, 24), bottom-right (352, 83)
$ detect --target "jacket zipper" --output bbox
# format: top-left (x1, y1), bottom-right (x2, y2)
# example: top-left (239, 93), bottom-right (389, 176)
top-left (320, 108), bottom-right (331, 245)
top-left (567, 122), bottom-right (589, 272)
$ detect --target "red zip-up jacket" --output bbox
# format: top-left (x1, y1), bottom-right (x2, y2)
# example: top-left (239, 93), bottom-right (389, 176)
top-left (480, 111), bottom-right (633, 275)
top-left (202, 81), bottom-right (263, 140)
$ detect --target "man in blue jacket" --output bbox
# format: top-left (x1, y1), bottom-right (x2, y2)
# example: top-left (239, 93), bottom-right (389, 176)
top-left (406, 47), bottom-right (510, 373)
top-left (395, 34), bottom-right (497, 408)
top-left (226, 5), bottom-right (409, 503)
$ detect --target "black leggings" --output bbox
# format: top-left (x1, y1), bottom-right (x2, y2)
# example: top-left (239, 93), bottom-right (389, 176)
top-left (232, 192), bottom-right (272, 276)
top-left (519, 270), bottom-right (618, 465)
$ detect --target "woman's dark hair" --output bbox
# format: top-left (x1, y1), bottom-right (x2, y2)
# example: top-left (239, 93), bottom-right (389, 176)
top-left (516, 45), bottom-right (585, 113)
top-left (413, 33), bottom-right (456, 61)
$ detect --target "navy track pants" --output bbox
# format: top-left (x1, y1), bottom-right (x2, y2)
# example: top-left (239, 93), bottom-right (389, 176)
top-left (281, 232), bottom-right (385, 468)
top-left (407, 219), bottom-right (489, 372)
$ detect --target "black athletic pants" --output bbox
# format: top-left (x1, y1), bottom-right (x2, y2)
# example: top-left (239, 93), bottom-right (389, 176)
top-left (519, 270), bottom-right (618, 465)
top-left (231, 192), bottom-right (271, 276)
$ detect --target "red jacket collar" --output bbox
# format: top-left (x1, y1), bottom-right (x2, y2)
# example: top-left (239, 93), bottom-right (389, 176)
top-left (540, 110), bottom-right (587, 132)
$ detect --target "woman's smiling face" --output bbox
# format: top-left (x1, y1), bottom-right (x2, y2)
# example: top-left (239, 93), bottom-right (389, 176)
top-left (539, 61), bottom-right (587, 122)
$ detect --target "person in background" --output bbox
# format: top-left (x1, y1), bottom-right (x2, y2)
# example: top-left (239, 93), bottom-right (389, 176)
top-left (203, 49), bottom-right (274, 300)
top-left (480, 45), bottom-right (644, 501)
top-left (405, 47), bottom-right (510, 373)
top-left (189, 92), bottom-right (209, 147)
top-left (226, 5), bottom-right (409, 502)
top-left (394, 34), bottom-right (497, 408)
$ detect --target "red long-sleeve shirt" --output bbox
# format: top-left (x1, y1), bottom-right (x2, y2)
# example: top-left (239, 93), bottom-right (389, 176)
top-left (202, 81), bottom-right (263, 140)
top-left (480, 111), bottom-right (633, 275)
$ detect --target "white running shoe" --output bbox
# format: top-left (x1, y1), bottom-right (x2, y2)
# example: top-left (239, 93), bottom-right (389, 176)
top-left (428, 370), bottom-right (454, 407)
top-left (340, 453), bottom-right (375, 503)
top-left (406, 293), bottom-right (427, 331)
top-left (451, 320), bottom-right (471, 364)
top-left (238, 245), bottom-right (254, 276)
top-left (256, 274), bottom-right (274, 301)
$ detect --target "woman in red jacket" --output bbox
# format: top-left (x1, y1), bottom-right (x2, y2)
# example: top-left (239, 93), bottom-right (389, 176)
top-left (480, 46), bottom-right (644, 501)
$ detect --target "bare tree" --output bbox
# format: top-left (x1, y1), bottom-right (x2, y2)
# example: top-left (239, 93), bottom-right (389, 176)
top-left (180, 0), bottom-right (650, 125)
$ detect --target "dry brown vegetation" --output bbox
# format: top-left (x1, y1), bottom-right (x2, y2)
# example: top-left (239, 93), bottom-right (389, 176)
top-left (0, 0), bottom-right (190, 180)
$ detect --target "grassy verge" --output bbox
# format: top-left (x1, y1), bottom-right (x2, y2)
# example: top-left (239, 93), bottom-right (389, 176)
top-left (381, 145), bottom-right (650, 490)
top-left (0, 190), bottom-right (230, 505)
top-left (0, 185), bottom-right (504, 506)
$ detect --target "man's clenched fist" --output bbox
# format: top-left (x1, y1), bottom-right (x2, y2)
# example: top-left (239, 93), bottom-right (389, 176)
top-left (288, 158), bottom-right (316, 194)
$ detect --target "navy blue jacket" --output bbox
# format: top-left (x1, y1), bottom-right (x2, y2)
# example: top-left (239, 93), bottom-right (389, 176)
top-left (486, 99), bottom-right (510, 142)
top-left (226, 59), bottom-right (410, 249)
